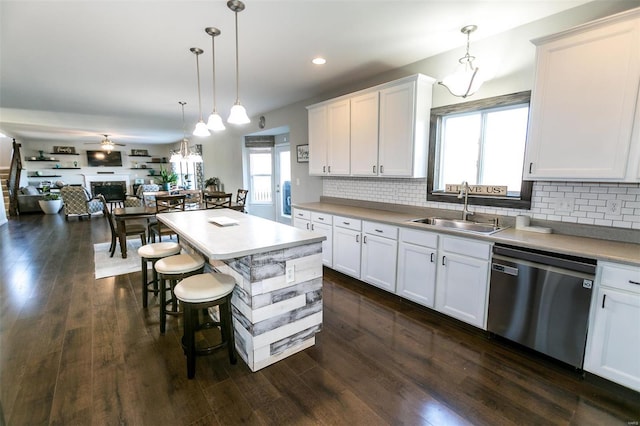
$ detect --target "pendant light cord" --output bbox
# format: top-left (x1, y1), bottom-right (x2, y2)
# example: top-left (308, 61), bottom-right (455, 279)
top-left (234, 10), bottom-right (240, 104)
top-left (211, 35), bottom-right (218, 111)
top-left (195, 53), bottom-right (204, 120)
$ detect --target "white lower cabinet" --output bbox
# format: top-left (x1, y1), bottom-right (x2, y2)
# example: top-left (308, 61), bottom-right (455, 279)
top-left (396, 228), bottom-right (438, 308)
top-left (361, 221), bottom-right (398, 292)
top-left (293, 209), bottom-right (333, 267)
top-left (585, 262), bottom-right (640, 392)
top-left (332, 216), bottom-right (362, 278)
top-left (435, 236), bottom-right (491, 329)
top-left (310, 212), bottom-right (333, 267)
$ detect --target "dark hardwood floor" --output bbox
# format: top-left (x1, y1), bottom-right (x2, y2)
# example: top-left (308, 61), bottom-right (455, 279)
top-left (0, 213), bottom-right (638, 425)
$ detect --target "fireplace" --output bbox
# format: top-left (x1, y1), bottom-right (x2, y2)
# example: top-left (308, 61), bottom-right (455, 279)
top-left (83, 174), bottom-right (131, 201)
top-left (90, 181), bottom-right (127, 201)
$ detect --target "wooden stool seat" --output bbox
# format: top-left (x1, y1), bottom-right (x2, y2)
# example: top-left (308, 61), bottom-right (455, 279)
top-left (174, 273), bottom-right (237, 379)
top-left (138, 242), bottom-right (181, 309)
top-left (154, 253), bottom-right (206, 333)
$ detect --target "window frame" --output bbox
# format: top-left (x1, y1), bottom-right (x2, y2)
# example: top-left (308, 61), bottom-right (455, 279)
top-left (426, 91), bottom-right (533, 210)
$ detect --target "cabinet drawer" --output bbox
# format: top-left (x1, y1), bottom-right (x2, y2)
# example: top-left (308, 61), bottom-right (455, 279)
top-left (363, 221), bottom-right (398, 240)
top-left (293, 209), bottom-right (310, 220)
top-left (599, 262), bottom-right (640, 294)
top-left (399, 227), bottom-right (438, 248)
top-left (311, 212), bottom-right (333, 224)
top-left (441, 236), bottom-right (491, 260)
top-left (333, 215), bottom-right (361, 231)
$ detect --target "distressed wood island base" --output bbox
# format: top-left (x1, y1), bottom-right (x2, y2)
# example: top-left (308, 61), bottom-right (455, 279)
top-left (157, 209), bottom-right (324, 372)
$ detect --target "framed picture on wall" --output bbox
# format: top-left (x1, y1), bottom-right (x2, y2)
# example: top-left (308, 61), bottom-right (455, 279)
top-left (296, 144), bottom-right (309, 163)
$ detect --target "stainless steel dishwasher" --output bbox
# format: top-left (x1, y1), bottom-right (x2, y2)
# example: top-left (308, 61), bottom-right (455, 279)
top-left (488, 244), bottom-right (596, 369)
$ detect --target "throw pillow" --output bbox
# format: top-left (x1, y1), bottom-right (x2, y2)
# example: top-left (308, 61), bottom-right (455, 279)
top-left (22, 186), bottom-right (40, 195)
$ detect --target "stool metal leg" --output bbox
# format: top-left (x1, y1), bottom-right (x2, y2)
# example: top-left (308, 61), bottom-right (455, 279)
top-left (184, 304), bottom-right (197, 379)
top-left (221, 298), bottom-right (237, 365)
top-left (141, 257), bottom-right (149, 307)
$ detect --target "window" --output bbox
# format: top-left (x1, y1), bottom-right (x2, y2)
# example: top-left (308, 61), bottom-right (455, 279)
top-left (427, 91), bottom-right (532, 209)
top-left (248, 148), bottom-right (272, 204)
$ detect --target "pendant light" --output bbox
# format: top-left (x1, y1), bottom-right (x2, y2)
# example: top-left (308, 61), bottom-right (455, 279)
top-left (190, 47), bottom-right (211, 136)
top-left (205, 27), bottom-right (226, 132)
top-left (438, 25), bottom-right (485, 98)
top-left (227, 0), bottom-right (250, 125)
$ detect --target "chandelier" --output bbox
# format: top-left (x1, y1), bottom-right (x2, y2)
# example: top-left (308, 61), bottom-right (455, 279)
top-left (171, 101), bottom-right (203, 163)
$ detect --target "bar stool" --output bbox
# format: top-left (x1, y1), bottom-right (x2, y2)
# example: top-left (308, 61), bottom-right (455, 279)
top-left (174, 273), bottom-right (237, 379)
top-left (154, 253), bottom-right (206, 333)
top-left (138, 242), bottom-right (182, 308)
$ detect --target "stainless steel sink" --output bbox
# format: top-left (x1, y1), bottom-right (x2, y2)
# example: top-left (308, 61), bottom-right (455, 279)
top-left (409, 217), bottom-right (504, 234)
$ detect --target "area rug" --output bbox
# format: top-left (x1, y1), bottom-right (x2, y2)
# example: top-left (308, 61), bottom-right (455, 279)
top-left (94, 240), bottom-right (147, 279)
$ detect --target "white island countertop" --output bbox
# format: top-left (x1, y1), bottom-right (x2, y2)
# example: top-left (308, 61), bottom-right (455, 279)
top-left (157, 208), bottom-right (325, 260)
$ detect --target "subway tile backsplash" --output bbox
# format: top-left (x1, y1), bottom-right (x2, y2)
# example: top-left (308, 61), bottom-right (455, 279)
top-left (323, 178), bottom-right (640, 230)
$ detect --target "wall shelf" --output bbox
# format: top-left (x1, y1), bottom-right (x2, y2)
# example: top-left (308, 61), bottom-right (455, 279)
top-left (51, 167), bottom-right (81, 169)
top-left (129, 154), bottom-right (151, 157)
top-left (49, 152), bottom-right (80, 156)
top-left (28, 175), bottom-right (62, 178)
top-left (26, 159), bottom-right (58, 162)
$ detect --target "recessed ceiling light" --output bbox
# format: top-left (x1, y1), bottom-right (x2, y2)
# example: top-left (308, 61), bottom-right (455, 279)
top-left (312, 57), bottom-right (326, 65)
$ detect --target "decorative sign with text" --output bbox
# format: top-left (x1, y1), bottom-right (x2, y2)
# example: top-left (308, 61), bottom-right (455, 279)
top-left (445, 184), bottom-right (508, 196)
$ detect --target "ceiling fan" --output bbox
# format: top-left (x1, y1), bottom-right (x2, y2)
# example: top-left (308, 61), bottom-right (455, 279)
top-left (84, 134), bottom-right (126, 153)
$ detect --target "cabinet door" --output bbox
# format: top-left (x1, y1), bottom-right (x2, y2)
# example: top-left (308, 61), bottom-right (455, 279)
top-left (525, 15), bottom-right (640, 180)
top-left (308, 105), bottom-right (328, 175)
top-left (327, 99), bottom-right (351, 175)
top-left (585, 287), bottom-right (640, 392)
top-left (350, 91), bottom-right (380, 176)
top-left (293, 217), bottom-right (310, 231)
top-left (396, 241), bottom-right (437, 308)
top-left (333, 226), bottom-right (361, 278)
top-left (435, 252), bottom-right (489, 329)
top-left (361, 233), bottom-right (398, 292)
top-left (378, 81), bottom-right (417, 177)
top-left (311, 221), bottom-right (333, 268)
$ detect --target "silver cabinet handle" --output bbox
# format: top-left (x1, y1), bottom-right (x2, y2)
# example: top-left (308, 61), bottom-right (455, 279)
top-left (343, 221), bottom-right (350, 225)
top-left (355, 234), bottom-right (359, 243)
top-left (602, 294), bottom-right (606, 308)
top-left (306, 223), bottom-right (309, 230)
top-left (373, 165), bottom-right (376, 174)
top-left (374, 229), bottom-right (383, 233)
top-left (328, 165), bottom-right (331, 173)
top-left (380, 165), bottom-right (384, 174)
top-left (629, 280), bottom-right (640, 285)
top-left (363, 235), bottom-right (367, 244)
top-left (430, 253), bottom-right (435, 263)
top-left (311, 224), bottom-right (315, 231)
top-left (442, 256), bottom-right (446, 266)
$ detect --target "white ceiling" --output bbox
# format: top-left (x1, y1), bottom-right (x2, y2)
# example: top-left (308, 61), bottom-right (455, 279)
top-left (0, 0), bottom-right (590, 146)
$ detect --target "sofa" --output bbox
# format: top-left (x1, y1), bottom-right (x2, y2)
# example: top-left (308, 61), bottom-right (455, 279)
top-left (17, 186), bottom-right (46, 213)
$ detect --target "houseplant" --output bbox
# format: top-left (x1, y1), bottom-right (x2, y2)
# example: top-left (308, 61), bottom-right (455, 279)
top-left (159, 167), bottom-right (178, 191)
top-left (204, 177), bottom-right (220, 192)
top-left (38, 192), bottom-right (63, 214)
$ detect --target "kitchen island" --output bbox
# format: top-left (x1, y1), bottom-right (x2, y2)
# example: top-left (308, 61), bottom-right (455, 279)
top-left (157, 208), bottom-right (325, 372)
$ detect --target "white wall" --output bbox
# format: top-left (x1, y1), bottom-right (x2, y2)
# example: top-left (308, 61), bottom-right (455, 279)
top-left (18, 139), bottom-right (174, 190)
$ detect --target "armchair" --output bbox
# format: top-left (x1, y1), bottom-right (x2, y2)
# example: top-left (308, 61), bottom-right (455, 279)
top-left (60, 186), bottom-right (104, 221)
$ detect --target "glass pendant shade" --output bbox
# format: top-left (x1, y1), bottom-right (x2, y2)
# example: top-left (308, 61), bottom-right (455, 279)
top-left (440, 59), bottom-right (484, 98)
top-left (207, 112), bottom-right (225, 131)
top-left (228, 103), bottom-right (250, 125)
top-left (193, 120), bottom-right (210, 136)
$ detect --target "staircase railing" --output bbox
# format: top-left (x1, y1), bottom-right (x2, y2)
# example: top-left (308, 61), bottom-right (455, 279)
top-left (7, 139), bottom-right (22, 217)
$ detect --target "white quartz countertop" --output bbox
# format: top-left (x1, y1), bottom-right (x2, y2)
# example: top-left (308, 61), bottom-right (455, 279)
top-left (157, 209), bottom-right (325, 260)
top-left (294, 202), bottom-right (640, 266)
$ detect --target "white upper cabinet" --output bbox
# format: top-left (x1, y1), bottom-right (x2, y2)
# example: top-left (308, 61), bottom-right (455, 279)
top-left (378, 78), bottom-right (433, 177)
top-left (350, 91), bottom-right (380, 176)
top-left (308, 74), bottom-right (435, 178)
top-left (524, 9), bottom-right (640, 181)
top-left (307, 99), bottom-right (350, 176)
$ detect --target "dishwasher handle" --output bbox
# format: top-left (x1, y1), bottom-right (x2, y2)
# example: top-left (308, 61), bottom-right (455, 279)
top-left (492, 262), bottom-right (518, 276)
